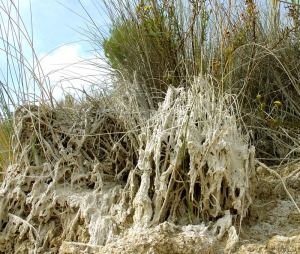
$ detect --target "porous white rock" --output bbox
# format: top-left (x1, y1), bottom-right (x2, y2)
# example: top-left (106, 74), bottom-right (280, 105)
top-left (0, 78), bottom-right (255, 253)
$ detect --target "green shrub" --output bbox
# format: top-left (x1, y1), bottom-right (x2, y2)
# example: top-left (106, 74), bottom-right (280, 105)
top-left (102, 0), bottom-right (210, 97)
top-left (98, 0), bottom-right (300, 162)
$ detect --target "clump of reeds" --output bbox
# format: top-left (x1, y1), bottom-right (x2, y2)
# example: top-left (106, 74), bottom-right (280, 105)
top-left (88, 0), bottom-right (300, 164)
top-left (0, 0), bottom-right (55, 182)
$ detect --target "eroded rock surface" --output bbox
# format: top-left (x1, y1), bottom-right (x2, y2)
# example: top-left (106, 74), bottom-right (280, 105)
top-left (0, 79), bottom-right (299, 254)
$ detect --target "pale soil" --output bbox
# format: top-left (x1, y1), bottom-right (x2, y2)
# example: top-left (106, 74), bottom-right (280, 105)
top-left (59, 164), bottom-right (300, 254)
top-left (236, 163), bottom-right (300, 253)
top-left (1, 84), bottom-right (299, 254)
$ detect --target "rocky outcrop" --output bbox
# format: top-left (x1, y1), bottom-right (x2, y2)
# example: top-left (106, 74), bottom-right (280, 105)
top-left (0, 78), bottom-right (299, 254)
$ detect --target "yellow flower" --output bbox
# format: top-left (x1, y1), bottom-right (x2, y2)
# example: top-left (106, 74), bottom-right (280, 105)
top-left (274, 100), bottom-right (282, 106)
top-left (256, 94), bottom-right (261, 100)
top-left (144, 5), bottom-right (152, 12)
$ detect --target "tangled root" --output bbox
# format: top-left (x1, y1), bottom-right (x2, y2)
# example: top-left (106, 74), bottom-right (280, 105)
top-left (0, 78), bottom-right (255, 253)
top-left (132, 78), bottom-right (255, 227)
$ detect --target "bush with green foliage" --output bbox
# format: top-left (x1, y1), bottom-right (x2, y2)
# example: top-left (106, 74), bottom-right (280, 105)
top-left (102, 0), bottom-right (211, 94)
top-left (98, 0), bottom-right (300, 163)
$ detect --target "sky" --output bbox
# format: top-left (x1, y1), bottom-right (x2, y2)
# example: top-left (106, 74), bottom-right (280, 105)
top-left (0, 0), bottom-right (111, 103)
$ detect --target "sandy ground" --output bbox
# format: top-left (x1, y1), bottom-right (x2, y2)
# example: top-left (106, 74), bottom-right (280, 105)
top-left (59, 164), bottom-right (300, 254)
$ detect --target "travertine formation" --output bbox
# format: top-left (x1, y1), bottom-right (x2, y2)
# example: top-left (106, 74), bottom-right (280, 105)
top-left (0, 78), bottom-right (261, 254)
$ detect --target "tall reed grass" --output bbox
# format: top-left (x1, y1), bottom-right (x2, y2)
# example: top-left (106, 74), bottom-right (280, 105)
top-left (1, 0), bottom-right (300, 182)
top-left (90, 0), bottom-right (300, 163)
top-left (0, 0), bottom-right (53, 181)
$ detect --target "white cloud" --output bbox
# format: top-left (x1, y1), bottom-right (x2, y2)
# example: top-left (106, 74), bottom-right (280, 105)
top-left (38, 44), bottom-right (111, 101)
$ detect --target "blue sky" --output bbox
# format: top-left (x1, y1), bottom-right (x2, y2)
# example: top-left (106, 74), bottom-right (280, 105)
top-left (19, 0), bottom-right (108, 56)
top-left (0, 0), bottom-right (111, 102)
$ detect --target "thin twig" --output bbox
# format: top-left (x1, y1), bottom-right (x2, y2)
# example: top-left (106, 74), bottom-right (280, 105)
top-left (256, 160), bottom-right (300, 214)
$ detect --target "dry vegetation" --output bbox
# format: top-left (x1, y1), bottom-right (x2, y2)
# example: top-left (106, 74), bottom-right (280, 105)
top-left (0, 0), bottom-right (300, 253)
